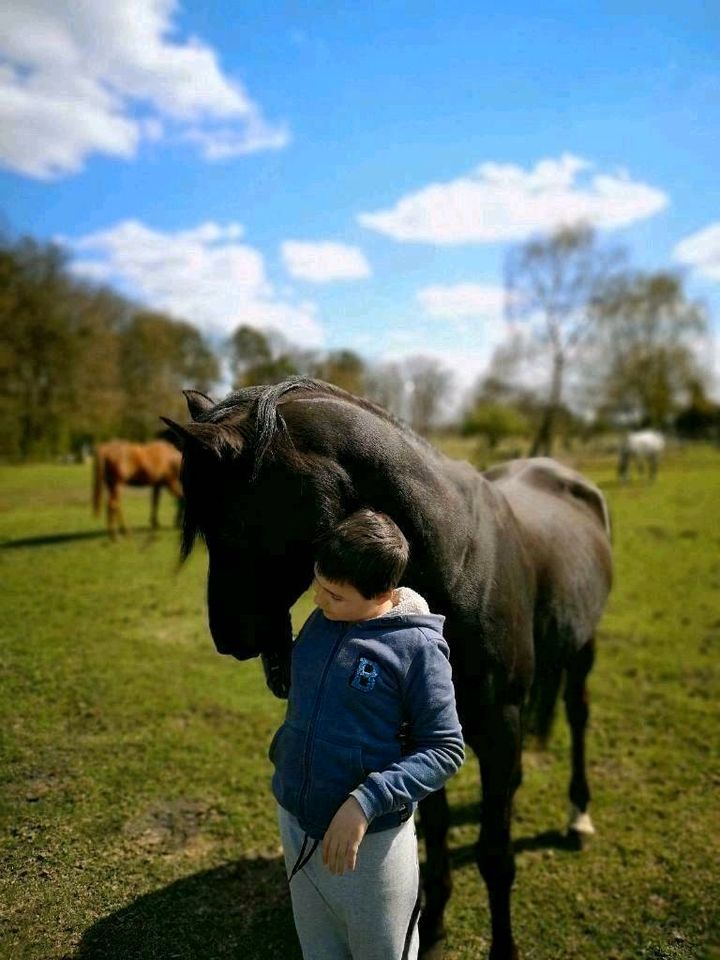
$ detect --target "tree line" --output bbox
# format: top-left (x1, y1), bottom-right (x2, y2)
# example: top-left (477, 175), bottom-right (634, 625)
top-left (1, 226), bottom-right (717, 461)
top-left (0, 234), bottom-right (452, 460)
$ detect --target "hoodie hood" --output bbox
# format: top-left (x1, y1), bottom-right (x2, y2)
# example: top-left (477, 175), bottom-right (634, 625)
top-left (357, 586), bottom-right (444, 635)
top-left (382, 586), bottom-right (430, 617)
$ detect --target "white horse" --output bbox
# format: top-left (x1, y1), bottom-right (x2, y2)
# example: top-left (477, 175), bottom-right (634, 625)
top-left (618, 429), bottom-right (665, 481)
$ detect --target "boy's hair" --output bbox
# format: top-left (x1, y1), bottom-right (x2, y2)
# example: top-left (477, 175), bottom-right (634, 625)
top-left (315, 509), bottom-right (409, 599)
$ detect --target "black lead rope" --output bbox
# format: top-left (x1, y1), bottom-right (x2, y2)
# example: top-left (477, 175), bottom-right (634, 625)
top-left (289, 834), bottom-right (321, 882)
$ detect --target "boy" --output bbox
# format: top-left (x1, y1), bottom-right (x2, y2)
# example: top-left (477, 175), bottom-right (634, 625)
top-left (270, 509), bottom-right (464, 960)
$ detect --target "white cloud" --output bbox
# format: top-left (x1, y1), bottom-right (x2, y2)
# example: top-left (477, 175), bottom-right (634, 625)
top-left (415, 284), bottom-right (516, 377)
top-left (67, 219), bottom-right (324, 347)
top-left (281, 241), bottom-right (372, 283)
top-left (0, 0), bottom-right (289, 179)
top-left (358, 153), bottom-right (667, 244)
top-left (417, 283), bottom-right (507, 321)
top-left (674, 222), bottom-right (720, 282)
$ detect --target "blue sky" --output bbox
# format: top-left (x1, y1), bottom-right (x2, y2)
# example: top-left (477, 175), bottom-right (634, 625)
top-left (1, 0), bottom-right (719, 401)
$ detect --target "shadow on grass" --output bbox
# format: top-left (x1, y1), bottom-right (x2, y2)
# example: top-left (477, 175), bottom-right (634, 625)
top-left (75, 858), bottom-right (301, 960)
top-left (1, 527), bottom-right (180, 549)
top-left (447, 828), bottom-right (583, 868)
top-left (1, 530), bottom-right (109, 549)
top-left (513, 829), bottom-right (585, 854)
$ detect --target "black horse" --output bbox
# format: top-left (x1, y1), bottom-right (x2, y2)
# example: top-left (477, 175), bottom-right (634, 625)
top-left (164, 378), bottom-right (612, 960)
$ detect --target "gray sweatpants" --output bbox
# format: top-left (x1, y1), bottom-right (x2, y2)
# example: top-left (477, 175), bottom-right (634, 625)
top-left (277, 805), bottom-right (421, 960)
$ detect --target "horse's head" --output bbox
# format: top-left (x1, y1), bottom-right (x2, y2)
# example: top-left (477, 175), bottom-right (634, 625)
top-left (163, 381), bottom-right (356, 663)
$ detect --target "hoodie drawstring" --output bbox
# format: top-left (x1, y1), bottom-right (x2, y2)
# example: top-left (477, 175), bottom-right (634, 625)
top-left (289, 833), bottom-right (320, 881)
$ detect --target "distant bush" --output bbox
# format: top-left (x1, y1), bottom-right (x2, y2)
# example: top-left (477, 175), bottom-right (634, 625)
top-left (461, 403), bottom-right (530, 449)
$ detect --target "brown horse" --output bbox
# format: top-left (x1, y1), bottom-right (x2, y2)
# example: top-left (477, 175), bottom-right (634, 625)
top-left (92, 440), bottom-right (183, 538)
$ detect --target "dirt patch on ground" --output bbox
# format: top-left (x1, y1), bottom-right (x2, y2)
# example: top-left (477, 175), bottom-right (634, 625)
top-left (123, 798), bottom-right (220, 856)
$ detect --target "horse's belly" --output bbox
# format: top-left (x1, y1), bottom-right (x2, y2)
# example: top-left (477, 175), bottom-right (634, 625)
top-left (127, 471), bottom-right (155, 486)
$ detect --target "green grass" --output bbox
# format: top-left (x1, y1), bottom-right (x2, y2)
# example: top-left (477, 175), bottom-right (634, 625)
top-left (1, 447), bottom-right (719, 959)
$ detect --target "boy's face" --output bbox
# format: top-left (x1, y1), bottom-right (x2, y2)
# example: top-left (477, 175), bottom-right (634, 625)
top-left (313, 569), bottom-right (393, 622)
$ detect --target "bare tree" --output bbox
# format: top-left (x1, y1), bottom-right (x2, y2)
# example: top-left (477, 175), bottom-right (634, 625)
top-left (505, 224), bottom-right (623, 455)
top-left (363, 362), bottom-right (406, 418)
top-left (404, 356), bottom-right (453, 436)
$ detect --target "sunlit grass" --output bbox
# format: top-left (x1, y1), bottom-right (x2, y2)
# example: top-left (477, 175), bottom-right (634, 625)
top-left (1, 447), bottom-right (718, 959)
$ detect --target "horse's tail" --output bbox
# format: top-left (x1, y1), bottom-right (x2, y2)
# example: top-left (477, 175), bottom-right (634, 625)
top-left (92, 447), bottom-right (104, 515)
top-left (524, 661), bottom-right (564, 746)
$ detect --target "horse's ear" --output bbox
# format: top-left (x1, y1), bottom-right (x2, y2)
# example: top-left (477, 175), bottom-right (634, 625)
top-left (183, 389), bottom-right (215, 421)
top-left (160, 417), bottom-right (243, 458)
top-left (160, 417), bottom-right (214, 450)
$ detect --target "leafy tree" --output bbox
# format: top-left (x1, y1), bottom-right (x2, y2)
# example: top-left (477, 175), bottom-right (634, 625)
top-left (505, 224), bottom-right (623, 455)
top-left (63, 284), bottom-right (132, 453)
top-left (674, 379), bottom-right (720, 442)
top-left (462, 402), bottom-right (529, 449)
top-left (0, 238), bottom-right (84, 457)
top-left (591, 272), bottom-right (706, 427)
top-left (229, 325), bottom-right (272, 387)
top-left (1, 232), bottom-right (222, 458)
top-left (228, 325), bottom-right (299, 388)
top-left (312, 349), bottom-right (366, 395)
top-left (119, 311), bottom-right (219, 439)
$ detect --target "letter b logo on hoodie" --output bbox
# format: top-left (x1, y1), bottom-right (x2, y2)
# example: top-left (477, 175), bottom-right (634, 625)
top-left (350, 657), bottom-right (379, 692)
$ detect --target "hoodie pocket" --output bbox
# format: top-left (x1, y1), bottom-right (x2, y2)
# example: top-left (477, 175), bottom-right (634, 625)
top-left (270, 723), bottom-right (305, 813)
top-left (307, 736), bottom-right (366, 826)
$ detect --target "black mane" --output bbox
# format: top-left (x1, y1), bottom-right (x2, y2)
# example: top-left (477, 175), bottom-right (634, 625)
top-left (180, 378), bottom-right (428, 559)
top-left (200, 376), bottom-right (431, 478)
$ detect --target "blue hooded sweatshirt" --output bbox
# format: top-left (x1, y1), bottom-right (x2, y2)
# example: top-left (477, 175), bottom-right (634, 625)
top-left (269, 587), bottom-right (465, 839)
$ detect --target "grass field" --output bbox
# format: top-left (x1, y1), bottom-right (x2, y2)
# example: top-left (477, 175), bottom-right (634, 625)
top-left (1, 444), bottom-right (719, 960)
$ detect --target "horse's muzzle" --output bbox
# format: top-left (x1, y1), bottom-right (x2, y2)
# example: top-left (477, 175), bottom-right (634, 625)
top-left (209, 611), bottom-right (292, 663)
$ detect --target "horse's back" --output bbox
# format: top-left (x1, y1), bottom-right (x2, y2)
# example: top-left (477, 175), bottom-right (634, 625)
top-left (485, 457), bottom-right (610, 535)
top-left (96, 440), bottom-right (181, 485)
top-left (627, 430), bottom-right (665, 454)
top-left (142, 441), bottom-right (182, 478)
top-left (484, 457), bottom-right (612, 647)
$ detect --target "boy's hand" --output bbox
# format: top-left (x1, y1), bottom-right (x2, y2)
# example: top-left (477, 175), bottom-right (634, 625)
top-left (322, 796), bottom-right (368, 875)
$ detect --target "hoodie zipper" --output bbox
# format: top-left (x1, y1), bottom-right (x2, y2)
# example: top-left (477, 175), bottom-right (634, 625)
top-left (298, 620), bottom-right (350, 821)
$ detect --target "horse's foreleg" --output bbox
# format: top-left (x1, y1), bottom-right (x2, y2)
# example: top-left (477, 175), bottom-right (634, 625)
top-left (417, 787), bottom-right (451, 957)
top-left (151, 485), bottom-right (161, 529)
top-left (107, 485), bottom-right (120, 540)
top-left (565, 640), bottom-right (595, 839)
top-left (115, 490), bottom-right (128, 536)
top-left (469, 704), bottom-right (522, 960)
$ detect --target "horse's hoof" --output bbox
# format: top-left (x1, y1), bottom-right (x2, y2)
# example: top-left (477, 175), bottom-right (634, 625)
top-left (567, 804), bottom-right (595, 837)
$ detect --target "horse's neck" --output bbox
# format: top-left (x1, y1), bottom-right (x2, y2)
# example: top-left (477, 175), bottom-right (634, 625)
top-left (286, 393), bottom-right (488, 530)
top-left (317, 403), bottom-right (490, 568)
top-left (346, 418), bottom-right (465, 510)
